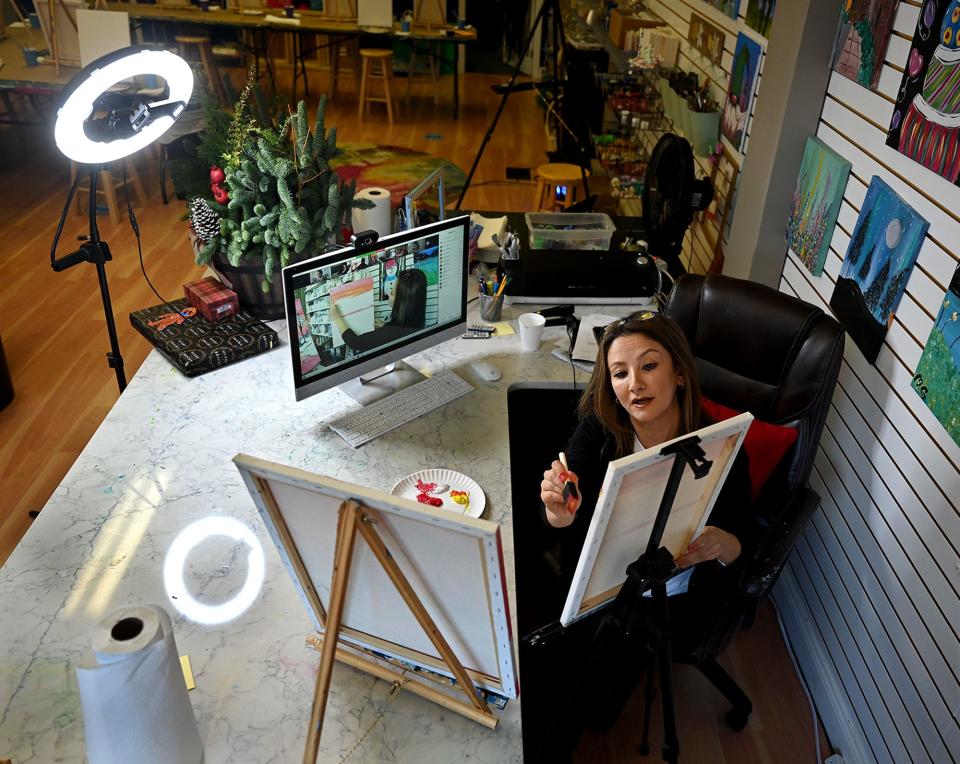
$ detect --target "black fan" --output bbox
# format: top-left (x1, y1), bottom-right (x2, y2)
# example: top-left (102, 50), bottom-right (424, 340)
top-left (643, 133), bottom-right (714, 259)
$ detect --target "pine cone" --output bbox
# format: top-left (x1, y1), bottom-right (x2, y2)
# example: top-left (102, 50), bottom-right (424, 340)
top-left (189, 197), bottom-right (221, 243)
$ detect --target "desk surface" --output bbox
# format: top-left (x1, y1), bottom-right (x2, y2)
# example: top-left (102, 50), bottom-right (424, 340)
top-left (105, 2), bottom-right (478, 41)
top-left (0, 28), bottom-right (79, 90)
top-left (0, 302), bottom-right (630, 762)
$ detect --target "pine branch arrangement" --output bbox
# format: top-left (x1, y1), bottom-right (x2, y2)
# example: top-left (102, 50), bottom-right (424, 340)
top-left (196, 85), bottom-right (372, 292)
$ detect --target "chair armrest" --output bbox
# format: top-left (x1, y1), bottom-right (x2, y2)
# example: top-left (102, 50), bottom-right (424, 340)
top-left (741, 485), bottom-right (821, 597)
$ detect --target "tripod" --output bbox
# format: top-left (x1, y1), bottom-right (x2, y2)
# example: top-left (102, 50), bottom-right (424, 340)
top-left (51, 168), bottom-right (128, 393)
top-left (455, 0), bottom-right (590, 209)
top-left (525, 434), bottom-right (713, 763)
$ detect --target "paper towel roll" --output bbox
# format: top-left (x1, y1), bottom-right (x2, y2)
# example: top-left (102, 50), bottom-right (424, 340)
top-left (77, 604), bottom-right (203, 764)
top-left (353, 186), bottom-right (392, 238)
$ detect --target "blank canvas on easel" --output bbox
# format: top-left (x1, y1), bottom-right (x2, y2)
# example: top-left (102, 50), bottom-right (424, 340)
top-left (77, 9), bottom-right (130, 68)
top-left (234, 454), bottom-right (518, 699)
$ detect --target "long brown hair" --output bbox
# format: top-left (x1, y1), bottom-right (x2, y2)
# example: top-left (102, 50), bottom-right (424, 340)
top-left (578, 312), bottom-right (702, 457)
top-left (390, 269), bottom-right (427, 328)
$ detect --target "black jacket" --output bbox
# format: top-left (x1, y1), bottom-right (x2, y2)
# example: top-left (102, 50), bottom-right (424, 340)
top-left (341, 322), bottom-right (416, 354)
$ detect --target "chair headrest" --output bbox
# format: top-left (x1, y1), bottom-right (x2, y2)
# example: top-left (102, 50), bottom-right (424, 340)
top-left (665, 274), bottom-right (842, 425)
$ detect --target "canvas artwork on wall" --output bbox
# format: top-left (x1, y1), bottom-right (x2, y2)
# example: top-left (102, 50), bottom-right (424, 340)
top-left (912, 264), bottom-right (960, 447)
top-left (705, 0), bottom-right (739, 20)
top-left (745, 0), bottom-right (776, 38)
top-left (829, 176), bottom-right (929, 364)
top-left (832, 0), bottom-right (898, 91)
top-left (786, 136), bottom-right (852, 277)
top-left (721, 33), bottom-right (763, 153)
top-left (886, 0), bottom-right (960, 184)
top-left (689, 12), bottom-right (726, 66)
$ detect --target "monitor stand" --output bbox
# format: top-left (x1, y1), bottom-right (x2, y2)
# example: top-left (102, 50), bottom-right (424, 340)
top-left (338, 360), bottom-right (427, 406)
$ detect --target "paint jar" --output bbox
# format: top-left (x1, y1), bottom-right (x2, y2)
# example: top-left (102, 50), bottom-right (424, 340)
top-left (401, 19), bottom-right (410, 32)
top-left (22, 48), bottom-right (40, 67)
top-left (27, 12), bottom-right (40, 27)
top-left (284, 4), bottom-right (294, 17)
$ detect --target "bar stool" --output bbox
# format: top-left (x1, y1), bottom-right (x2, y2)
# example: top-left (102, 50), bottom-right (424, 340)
top-left (358, 48), bottom-right (398, 124)
top-left (175, 34), bottom-right (228, 107)
top-left (71, 160), bottom-right (148, 225)
top-left (405, 42), bottom-right (438, 106)
top-left (329, 37), bottom-right (361, 99)
top-left (533, 163), bottom-right (591, 210)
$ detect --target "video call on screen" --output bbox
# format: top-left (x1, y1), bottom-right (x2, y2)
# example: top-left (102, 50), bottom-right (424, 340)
top-left (292, 227), bottom-right (464, 380)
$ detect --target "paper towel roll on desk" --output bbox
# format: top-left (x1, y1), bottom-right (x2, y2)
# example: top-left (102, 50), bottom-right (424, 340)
top-left (76, 604), bottom-right (203, 764)
top-left (353, 187), bottom-right (392, 239)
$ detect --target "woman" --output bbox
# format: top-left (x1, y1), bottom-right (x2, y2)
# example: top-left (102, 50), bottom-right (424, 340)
top-left (330, 268), bottom-right (427, 354)
top-left (527, 312), bottom-right (758, 761)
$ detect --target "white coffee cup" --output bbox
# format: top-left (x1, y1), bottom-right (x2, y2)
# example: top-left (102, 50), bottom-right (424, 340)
top-left (518, 312), bottom-right (547, 352)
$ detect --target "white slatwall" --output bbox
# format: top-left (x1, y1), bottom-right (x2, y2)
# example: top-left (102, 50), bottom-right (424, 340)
top-left (774, 2), bottom-right (960, 762)
top-left (646, 0), bottom-right (765, 274)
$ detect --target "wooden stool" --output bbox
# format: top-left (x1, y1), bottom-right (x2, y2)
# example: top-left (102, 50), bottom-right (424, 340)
top-left (329, 37), bottom-right (361, 99)
top-left (175, 35), bottom-right (228, 107)
top-left (71, 160), bottom-right (148, 225)
top-left (534, 163), bottom-right (590, 210)
top-left (405, 42), bottom-right (438, 106)
top-left (358, 48), bottom-right (398, 124)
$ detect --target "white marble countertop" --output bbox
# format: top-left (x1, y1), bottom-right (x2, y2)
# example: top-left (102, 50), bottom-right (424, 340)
top-left (0, 302), bottom-right (628, 763)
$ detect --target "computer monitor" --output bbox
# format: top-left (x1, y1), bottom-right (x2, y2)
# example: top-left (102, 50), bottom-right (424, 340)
top-left (282, 215), bottom-right (469, 404)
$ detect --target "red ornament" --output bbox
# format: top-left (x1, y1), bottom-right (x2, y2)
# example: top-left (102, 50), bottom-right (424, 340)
top-left (211, 183), bottom-right (229, 205)
top-left (209, 166), bottom-right (226, 184)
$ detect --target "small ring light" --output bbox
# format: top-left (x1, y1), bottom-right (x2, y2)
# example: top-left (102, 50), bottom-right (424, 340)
top-left (163, 516), bottom-right (265, 625)
top-left (54, 46), bottom-right (194, 165)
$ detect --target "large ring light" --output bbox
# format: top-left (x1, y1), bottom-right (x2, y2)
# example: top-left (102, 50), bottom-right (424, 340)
top-left (163, 516), bottom-right (265, 625)
top-left (54, 46), bottom-right (194, 165)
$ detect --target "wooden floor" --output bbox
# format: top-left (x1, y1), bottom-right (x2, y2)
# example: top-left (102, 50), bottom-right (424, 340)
top-left (0, 67), bottom-right (830, 762)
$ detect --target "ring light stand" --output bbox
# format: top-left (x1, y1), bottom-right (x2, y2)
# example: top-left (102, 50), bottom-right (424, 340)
top-left (50, 46), bottom-right (193, 392)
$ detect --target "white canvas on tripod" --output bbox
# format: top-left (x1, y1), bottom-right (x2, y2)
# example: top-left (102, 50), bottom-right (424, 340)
top-left (560, 413), bottom-right (752, 626)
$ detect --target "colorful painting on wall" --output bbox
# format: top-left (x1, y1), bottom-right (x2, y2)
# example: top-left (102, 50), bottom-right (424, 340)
top-left (689, 13), bottom-right (726, 66)
top-left (721, 33), bottom-right (763, 153)
top-left (832, 0), bottom-right (898, 91)
top-left (786, 137), bottom-right (852, 277)
top-left (886, 0), bottom-right (960, 184)
top-left (829, 176), bottom-right (929, 364)
top-left (912, 264), bottom-right (960, 447)
top-left (745, 0), bottom-right (776, 38)
top-left (705, 0), bottom-right (740, 20)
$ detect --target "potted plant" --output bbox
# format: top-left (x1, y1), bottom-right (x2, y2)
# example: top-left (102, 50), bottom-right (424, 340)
top-left (182, 73), bottom-right (372, 318)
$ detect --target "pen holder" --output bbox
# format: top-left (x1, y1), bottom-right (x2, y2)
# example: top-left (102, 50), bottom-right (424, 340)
top-left (479, 294), bottom-right (504, 322)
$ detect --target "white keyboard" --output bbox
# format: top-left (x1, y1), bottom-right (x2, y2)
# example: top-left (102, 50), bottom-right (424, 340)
top-left (329, 370), bottom-right (474, 448)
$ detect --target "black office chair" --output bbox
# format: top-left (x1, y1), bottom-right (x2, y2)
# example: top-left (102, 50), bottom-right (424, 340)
top-left (508, 273), bottom-right (844, 743)
top-left (662, 272), bottom-right (844, 727)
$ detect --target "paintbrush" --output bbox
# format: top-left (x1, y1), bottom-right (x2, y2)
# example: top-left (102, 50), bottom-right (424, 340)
top-left (558, 452), bottom-right (579, 507)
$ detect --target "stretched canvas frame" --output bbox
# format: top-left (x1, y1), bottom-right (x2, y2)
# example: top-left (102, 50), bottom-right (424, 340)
top-left (234, 454), bottom-right (518, 699)
top-left (560, 413), bottom-right (752, 626)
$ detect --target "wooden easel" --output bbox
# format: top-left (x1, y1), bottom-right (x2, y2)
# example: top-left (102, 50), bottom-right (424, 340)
top-left (322, 0), bottom-right (356, 22)
top-left (412, 0), bottom-right (444, 31)
top-left (39, 0), bottom-right (80, 75)
top-left (251, 480), bottom-right (498, 764)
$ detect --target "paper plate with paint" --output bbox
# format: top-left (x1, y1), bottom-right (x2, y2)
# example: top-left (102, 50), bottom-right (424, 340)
top-left (391, 468), bottom-right (485, 518)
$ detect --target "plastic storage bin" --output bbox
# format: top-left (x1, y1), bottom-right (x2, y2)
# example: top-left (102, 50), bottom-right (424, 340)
top-left (524, 212), bottom-right (616, 250)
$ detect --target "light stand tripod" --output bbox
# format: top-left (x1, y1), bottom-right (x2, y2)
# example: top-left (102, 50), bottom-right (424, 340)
top-left (51, 168), bottom-right (127, 392)
top-left (455, 0), bottom-right (590, 210)
top-left (525, 434), bottom-right (713, 763)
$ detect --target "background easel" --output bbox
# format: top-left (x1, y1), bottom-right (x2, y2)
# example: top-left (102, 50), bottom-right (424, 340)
top-left (255, 492), bottom-right (499, 763)
top-left (322, 0), bottom-right (356, 22)
top-left (412, 0), bottom-right (444, 31)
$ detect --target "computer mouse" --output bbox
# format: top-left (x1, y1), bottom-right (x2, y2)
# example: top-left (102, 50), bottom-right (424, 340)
top-left (468, 360), bottom-right (502, 383)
